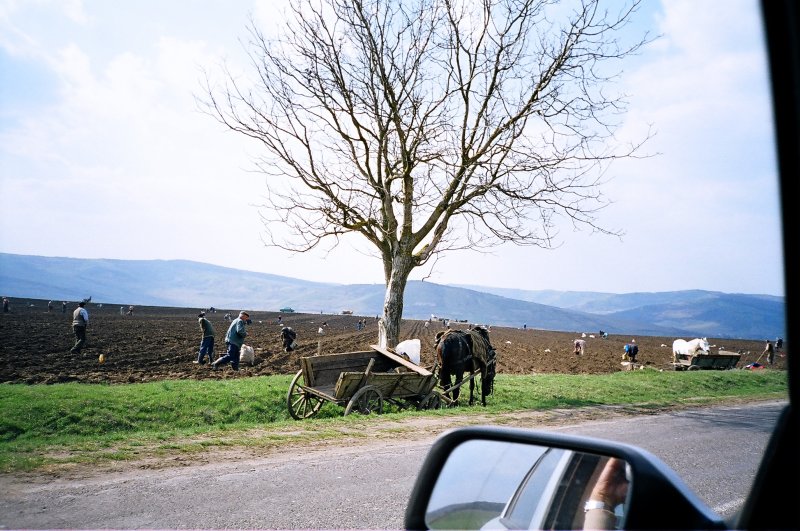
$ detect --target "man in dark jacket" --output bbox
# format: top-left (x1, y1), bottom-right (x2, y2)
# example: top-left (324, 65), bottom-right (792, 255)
top-left (194, 311), bottom-right (216, 364)
top-left (70, 299), bottom-right (90, 354)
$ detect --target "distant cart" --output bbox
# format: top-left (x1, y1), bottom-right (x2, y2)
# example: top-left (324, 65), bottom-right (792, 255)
top-left (286, 345), bottom-right (441, 419)
top-left (673, 350), bottom-right (741, 371)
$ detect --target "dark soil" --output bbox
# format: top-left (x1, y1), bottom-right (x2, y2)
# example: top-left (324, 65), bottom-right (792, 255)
top-left (0, 297), bottom-right (785, 384)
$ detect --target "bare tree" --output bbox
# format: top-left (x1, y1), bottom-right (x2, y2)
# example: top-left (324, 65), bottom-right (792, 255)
top-left (199, 0), bottom-right (651, 348)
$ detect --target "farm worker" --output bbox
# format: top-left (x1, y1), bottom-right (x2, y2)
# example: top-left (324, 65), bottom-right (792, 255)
top-left (2, 297), bottom-right (8, 312)
top-left (212, 311), bottom-right (249, 371)
top-left (62, 301), bottom-right (67, 313)
top-left (281, 326), bottom-right (298, 352)
top-left (574, 339), bottom-right (584, 355)
top-left (69, 299), bottom-right (90, 354)
top-left (764, 340), bottom-right (775, 365)
top-left (623, 340), bottom-right (638, 363)
top-left (48, 300), bottom-right (53, 312)
top-left (193, 311), bottom-right (216, 365)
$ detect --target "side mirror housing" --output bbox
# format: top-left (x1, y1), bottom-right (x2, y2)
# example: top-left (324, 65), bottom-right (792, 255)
top-left (405, 426), bottom-right (726, 530)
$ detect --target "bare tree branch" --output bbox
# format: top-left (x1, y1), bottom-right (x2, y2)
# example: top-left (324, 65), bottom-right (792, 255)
top-left (197, 0), bottom-right (653, 346)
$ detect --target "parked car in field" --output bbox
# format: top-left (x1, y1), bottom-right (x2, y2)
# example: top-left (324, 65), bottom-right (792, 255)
top-left (279, 307), bottom-right (295, 313)
top-left (404, 2), bottom-right (798, 530)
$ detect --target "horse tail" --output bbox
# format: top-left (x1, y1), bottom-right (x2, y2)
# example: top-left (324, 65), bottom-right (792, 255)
top-left (436, 330), bottom-right (465, 367)
top-left (437, 330), bottom-right (474, 403)
top-left (433, 330), bottom-right (449, 372)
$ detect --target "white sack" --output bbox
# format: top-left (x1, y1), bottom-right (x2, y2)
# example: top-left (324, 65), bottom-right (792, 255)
top-left (395, 339), bottom-right (421, 365)
top-left (240, 344), bottom-right (255, 366)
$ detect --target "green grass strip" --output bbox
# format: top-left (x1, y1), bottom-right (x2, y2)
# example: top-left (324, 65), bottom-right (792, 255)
top-left (0, 370), bottom-right (787, 472)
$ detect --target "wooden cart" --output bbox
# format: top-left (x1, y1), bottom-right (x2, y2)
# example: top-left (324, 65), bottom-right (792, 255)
top-left (672, 350), bottom-right (741, 371)
top-left (286, 345), bottom-right (442, 419)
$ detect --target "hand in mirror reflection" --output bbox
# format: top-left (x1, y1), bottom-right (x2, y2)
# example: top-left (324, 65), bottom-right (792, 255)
top-left (583, 457), bottom-right (630, 530)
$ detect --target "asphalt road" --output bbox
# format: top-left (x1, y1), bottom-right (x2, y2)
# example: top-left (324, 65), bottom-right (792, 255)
top-left (0, 400), bottom-right (785, 529)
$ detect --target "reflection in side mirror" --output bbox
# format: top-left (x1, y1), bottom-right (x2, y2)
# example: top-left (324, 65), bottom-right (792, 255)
top-left (405, 427), bottom-right (726, 530)
top-left (425, 440), bottom-right (630, 531)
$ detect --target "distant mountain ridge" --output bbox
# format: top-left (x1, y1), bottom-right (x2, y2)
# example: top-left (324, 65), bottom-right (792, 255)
top-left (452, 284), bottom-right (784, 340)
top-left (0, 253), bottom-right (785, 339)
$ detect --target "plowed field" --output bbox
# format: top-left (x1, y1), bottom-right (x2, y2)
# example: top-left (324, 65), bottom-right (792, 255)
top-left (0, 297), bottom-right (783, 384)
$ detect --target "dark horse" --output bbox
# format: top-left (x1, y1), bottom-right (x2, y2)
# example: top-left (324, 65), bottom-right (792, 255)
top-left (435, 326), bottom-right (497, 406)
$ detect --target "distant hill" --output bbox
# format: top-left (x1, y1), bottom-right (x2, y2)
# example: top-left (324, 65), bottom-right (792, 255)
top-left (454, 285), bottom-right (785, 340)
top-left (0, 253), bottom-right (785, 339)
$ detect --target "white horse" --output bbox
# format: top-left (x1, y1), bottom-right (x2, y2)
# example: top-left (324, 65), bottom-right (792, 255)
top-left (672, 338), bottom-right (711, 361)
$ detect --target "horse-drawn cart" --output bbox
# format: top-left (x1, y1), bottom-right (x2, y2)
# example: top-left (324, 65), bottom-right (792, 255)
top-left (286, 345), bottom-right (442, 419)
top-left (672, 350), bottom-right (741, 371)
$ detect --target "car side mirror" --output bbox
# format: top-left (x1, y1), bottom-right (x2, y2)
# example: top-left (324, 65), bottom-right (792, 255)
top-left (405, 426), bottom-right (726, 530)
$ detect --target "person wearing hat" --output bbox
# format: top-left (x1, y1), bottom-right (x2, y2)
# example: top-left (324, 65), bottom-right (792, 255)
top-left (193, 311), bottom-right (216, 365)
top-left (212, 311), bottom-right (250, 371)
top-left (69, 299), bottom-right (90, 354)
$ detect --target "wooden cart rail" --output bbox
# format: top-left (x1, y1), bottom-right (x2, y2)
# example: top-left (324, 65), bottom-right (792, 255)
top-left (335, 370), bottom-right (437, 401)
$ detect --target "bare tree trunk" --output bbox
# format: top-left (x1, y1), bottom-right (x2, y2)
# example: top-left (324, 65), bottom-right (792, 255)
top-left (378, 257), bottom-right (413, 348)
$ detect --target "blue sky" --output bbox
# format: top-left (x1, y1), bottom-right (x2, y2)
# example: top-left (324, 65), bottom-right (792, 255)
top-left (0, 0), bottom-right (784, 296)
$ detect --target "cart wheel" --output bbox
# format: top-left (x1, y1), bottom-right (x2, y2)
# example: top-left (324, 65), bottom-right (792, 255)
top-left (287, 370), bottom-right (324, 420)
top-left (418, 391), bottom-right (442, 411)
top-left (687, 365), bottom-right (700, 371)
top-left (344, 385), bottom-right (384, 416)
